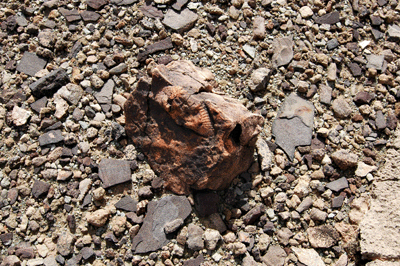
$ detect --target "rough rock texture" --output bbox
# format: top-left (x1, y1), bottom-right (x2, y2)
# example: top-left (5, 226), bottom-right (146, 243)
top-left (360, 133), bottom-right (400, 262)
top-left (131, 195), bottom-right (191, 253)
top-left (360, 180), bottom-right (400, 260)
top-left (272, 93), bottom-right (314, 160)
top-left (307, 225), bottom-right (339, 248)
top-left (124, 60), bottom-right (264, 194)
top-left (331, 149), bottom-right (358, 169)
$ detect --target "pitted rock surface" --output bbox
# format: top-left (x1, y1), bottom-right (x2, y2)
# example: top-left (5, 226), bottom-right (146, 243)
top-left (124, 60), bottom-right (264, 195)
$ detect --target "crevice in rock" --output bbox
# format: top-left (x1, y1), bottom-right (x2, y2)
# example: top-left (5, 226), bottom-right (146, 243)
top-left (229, 124), bottom-right (242, 145)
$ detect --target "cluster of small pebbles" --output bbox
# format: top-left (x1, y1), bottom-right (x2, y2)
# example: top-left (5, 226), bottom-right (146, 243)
top-left (1, 0), bottom-right (400, 266)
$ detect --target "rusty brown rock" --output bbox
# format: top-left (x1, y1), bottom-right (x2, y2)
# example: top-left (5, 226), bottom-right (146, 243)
top-left (124, 60), bottom-right (264, 195)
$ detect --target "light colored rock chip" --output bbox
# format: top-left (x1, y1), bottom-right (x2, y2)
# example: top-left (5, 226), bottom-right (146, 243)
top-left (256, 137), bottom-right (272, 171)
top-left (57, 231), bottom-right (75, 256)
top-left (57, 83), bottom-right (84, 105)
top-left (203, 229), bottom-right (221, 250)
top-left (53, 94), bottom-right (69, 119)
top-left (253, 16), bottom-right (265, 40)
top-left (86, 208), bottom-right (112, 227)
top-left (332, 97), bottom-right (352, 118)
top-left (299, 6), bottom-right (313, 18)
top-left (355, 162), bottom-right (377, 177)
top-left (292, 247), bottom-right (325, 266)
top-left (11, 106), bottom-right (31, 126)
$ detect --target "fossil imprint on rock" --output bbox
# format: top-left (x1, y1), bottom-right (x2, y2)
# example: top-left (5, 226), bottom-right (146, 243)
top-left (124, 60), bottom-right (264, 195)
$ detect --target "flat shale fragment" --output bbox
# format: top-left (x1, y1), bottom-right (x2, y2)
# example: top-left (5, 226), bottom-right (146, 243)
top-left (272, 93), bottom-right (314, 160)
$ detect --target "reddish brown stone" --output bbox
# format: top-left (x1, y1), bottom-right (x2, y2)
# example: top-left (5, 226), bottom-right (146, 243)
top-left (242, 204), bottom-right (266, 225)
top-left (59, 8), bottom-right (81, 23)
top-left (31, 180), bottom-right (51, 198)
top-left (0, 233), bottom-right (13, 246)
top-left (124, 61), bottom-right (263, 195)
top-left (15, 247), bottom-right (35, 259)
top-left (354, 91), bottom-right (374, 105)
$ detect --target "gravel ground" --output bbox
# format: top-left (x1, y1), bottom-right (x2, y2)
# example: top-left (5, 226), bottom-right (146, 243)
top-left (1, 0), bottom-right (400, 265)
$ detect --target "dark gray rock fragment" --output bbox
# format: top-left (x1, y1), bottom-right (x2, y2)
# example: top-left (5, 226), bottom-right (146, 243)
top-left (39, 130), bottom-right (64, 146)
top-left (348, 62), bottom-right (362, 76)
top-left (370, 15), bottom-right (384, 26)
top-left (371, 28), bottom-right (383, 40)
top-left (132, 195), bottom-right (191, 253)
top-left (366, 54), bottom-right (385, 70)
top-left (29, 68), bottom-right (70, 97)
top-left (296, 196), bottom-right (313, 213)
top-left (111, 0), bottom-right (138, 5)
top-left (16, 52), bottom-right (47, 76)
top-left (319, 84), bottom-right (332, 105)
top-left (30, 96), bottom-right (48, 113)
top-left (250, 68), bottom-right (271, 92)
top-left (0, 233), bottom-right (13, 246)
top-left (80, 247), bottom-right (94, 260)
top-left (315, 11), bottom-right (340, 24)
top-left (126, 212), bottom-right (143, 224)
top-left (1, 15), bottom-right (17, 32)
top-left (387, 25), bottom-right (400, 41)
top-left (326, 39), bottom-right (339, 50)
top-left (183, 254), bottom-right (204, 266)
top-left (326, 177), bottom-right (349, 192)
top-left (68, 41), bottom-right (82, 58)
top-left (115, 196), bottom-right (137, 212)
top-left (137, 38), bottom-right (173, 62)
top-left (187, 224), bottom-right (204, 250)
top-left (98, 159), bottom-right (131, 188)
top-left (332, 195), bottom-right (345, 208)
top-left (376, 110), bottom-right (386, 130)
top-left (242, 204), bottom-right (265, 225)
top-left (354, 91), bottom-right (374, 105)
top-left (109, 63), bottom-right (127, 75)
top-left (272, 93), bottom-right (314, 160)
top-left (15, 13), bottom-right (28, 27)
